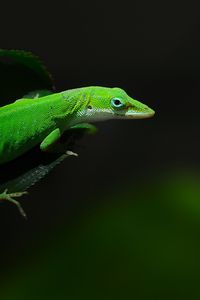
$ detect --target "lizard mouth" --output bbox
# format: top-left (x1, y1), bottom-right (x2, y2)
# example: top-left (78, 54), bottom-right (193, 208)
top-left (125, 109), bottom-right (155, 119)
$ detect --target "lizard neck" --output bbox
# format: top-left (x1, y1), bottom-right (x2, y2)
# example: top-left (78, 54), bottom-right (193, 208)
top-left (58, 87), bottom-right (90, 128)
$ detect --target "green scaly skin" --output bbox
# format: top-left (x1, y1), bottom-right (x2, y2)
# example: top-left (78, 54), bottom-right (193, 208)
top-left (0, 86), bottom-right (155, 216)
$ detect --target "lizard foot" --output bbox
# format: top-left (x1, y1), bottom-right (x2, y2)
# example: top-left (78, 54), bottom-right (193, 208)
top-left (0, 189), bottom-right (28, 218)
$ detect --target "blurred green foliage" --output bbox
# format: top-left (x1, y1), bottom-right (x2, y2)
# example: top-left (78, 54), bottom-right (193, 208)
top-left (1, 172), bottom-right (200, 300)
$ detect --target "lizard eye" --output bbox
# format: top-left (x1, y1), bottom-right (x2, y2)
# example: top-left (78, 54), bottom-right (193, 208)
top-left (111, 98), bottom-right (125, 109)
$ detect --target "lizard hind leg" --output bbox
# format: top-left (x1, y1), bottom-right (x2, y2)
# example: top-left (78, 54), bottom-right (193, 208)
top-left (0, 189), bottom-right (28, 218)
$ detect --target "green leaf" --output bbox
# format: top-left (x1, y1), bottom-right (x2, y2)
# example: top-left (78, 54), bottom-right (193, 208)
top-left (0, 49), bottom-right (54, 105)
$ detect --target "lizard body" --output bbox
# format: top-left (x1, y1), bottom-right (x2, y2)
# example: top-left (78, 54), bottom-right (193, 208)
top-left (0, 86), bottom-right (154, 165)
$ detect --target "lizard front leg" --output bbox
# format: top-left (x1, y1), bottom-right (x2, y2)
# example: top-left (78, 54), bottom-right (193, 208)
top-left (40, 128), bottom-right (61, 152)
top-left (70, 123), bottom-right (97, 134)
top-left (40, 128), bottom-right (78, 156)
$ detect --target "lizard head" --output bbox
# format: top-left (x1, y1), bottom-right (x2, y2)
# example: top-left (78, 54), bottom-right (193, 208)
top-left (86, 87), bottom-right (155, 121)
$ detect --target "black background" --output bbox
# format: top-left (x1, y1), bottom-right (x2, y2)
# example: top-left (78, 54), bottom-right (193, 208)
top-left (0, 0), bottom-right (200, 289)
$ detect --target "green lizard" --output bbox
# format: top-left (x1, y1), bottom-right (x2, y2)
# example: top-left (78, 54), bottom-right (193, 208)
top-left (0, 86), bottom-right (155, 215)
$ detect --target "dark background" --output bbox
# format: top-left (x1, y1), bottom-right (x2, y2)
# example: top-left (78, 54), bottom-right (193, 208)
top-left (0, 1), bottom-right (200, 299)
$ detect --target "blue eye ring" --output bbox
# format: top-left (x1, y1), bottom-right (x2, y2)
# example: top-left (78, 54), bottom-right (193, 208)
top-left (111, 98), bottom-right (125, 109)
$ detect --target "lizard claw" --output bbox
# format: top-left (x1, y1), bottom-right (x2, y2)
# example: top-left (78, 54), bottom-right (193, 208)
top-left (65, 150), bottom-right (78, 157)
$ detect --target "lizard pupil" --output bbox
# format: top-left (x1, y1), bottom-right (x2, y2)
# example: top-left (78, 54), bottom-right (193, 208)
top-left (114, 99), bottom-right (121, 106)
